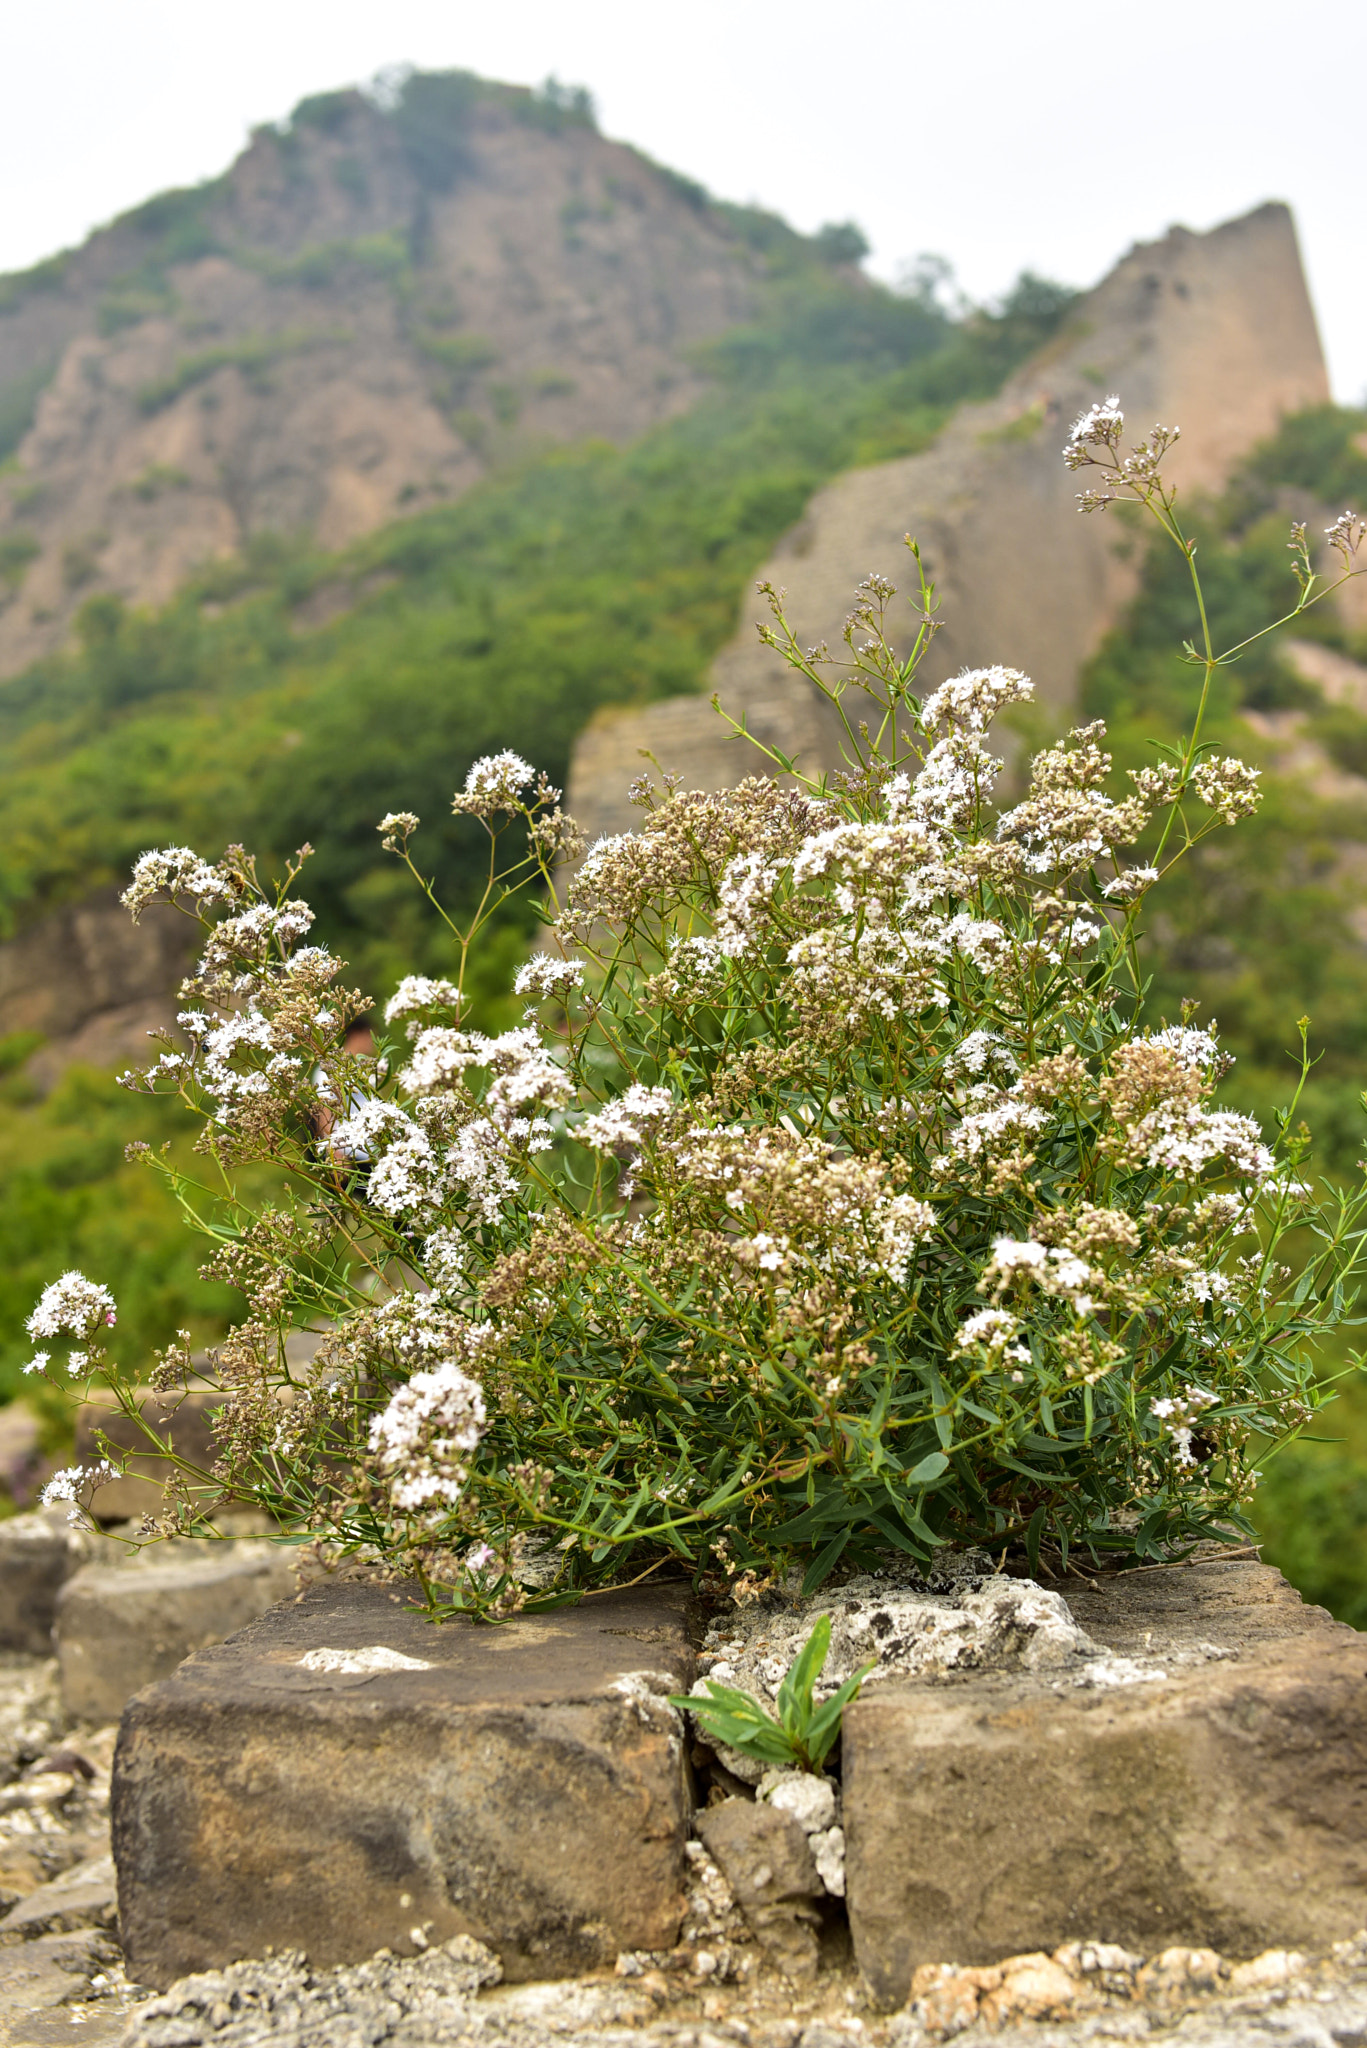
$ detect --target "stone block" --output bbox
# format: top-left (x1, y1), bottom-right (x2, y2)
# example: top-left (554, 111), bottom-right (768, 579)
top-left (695, 1795), bottom-right (822, 1979)
top-left (55, 1545), bottom-right (297, 1722)
top-left (111, 1578), bottom-right (697, 1989)
top-left (843, 1557), bottom-right (1367, 2008)
top-left (74, 1389), bottom-right (222, 1525)
top-left (0, 1854), bottom-right (116, 1941)
top-left (0, 1510), bottom-right (87, 1656)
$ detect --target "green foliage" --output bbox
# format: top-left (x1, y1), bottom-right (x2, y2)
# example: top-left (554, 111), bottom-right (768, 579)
top-left (0, 361), bottom-right (57, 463)
top-left (518, 77), bottom-right (598, 133)
top-left (136, 328), bottom-right (349, 414)
top-left (290, 89), bottom-right (365, 136)
top-left (0, 530), bottom-right (39, 589)
top-left (670, 1616), bottom-right (872, 1772)
top-left (1253, 1378), bottom-right (1367, 1627)
top-left (246, 235), bottom-right (410, 291)
top-left (116, 182), bottom-right (225, 267)
top-left (0, 1064), bottom-right (245, 1403)
top-left (390, 70), bottom-right (484, 191)
top-left (812, 221), bottom-right (870, 266)
top-left (414, 331), bottom-right (500, 373)
top-left (127, 465), bottom-right (191, 503)
top-left (0, 254), bottom-right (70, 316)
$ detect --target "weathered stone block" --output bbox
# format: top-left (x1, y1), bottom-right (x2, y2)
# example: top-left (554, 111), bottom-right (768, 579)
top-left (112, 1578), bottom-right (697, 1989)
top-left (56, 1545), bottom-right (297, 1721)
top-left (696, 1795), bottom-right (822, 1978)
top-left (843, 1558), bottom-right (1367, 2008)
top-left (0, 1510), bottom-right (87, 1655)
top-left (0, 1853), bottom-right (116, 1941)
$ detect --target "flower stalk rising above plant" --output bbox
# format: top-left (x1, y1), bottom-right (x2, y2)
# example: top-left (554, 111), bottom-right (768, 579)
top-left (23, 397), bottom-right (1367, 1617)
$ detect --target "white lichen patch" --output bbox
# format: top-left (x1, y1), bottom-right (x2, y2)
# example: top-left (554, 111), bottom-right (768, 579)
top-left (701, 1571), bottom-right (1109, 1711)
top-left (1072, 1654), bottom-right (1168, 1688)
top-left (296, 1646), bottom-right (432, 1676)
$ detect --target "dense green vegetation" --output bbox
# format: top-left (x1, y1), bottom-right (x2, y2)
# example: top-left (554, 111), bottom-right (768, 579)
top-left (0, 271), bottom-right (1074, 1405)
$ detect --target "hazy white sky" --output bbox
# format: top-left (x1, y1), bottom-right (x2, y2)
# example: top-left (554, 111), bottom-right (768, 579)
top-left (4, 0), bottom-right (1363, 398)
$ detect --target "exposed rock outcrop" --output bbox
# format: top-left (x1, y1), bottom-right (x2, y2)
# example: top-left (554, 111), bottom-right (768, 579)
top-left (0, 887), bottom-right (192, 1091)
top-left (569, 202), bottom-right (1329, 845)
top-left (0, 85), bottom-right (825, 681)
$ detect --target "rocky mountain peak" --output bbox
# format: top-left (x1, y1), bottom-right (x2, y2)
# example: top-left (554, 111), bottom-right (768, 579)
top-left (0, 72), bottom-right (847, 681)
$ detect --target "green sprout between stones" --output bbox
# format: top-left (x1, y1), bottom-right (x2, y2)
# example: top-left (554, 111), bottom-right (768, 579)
top-left (670, 1614), bottom-right (875, 1774)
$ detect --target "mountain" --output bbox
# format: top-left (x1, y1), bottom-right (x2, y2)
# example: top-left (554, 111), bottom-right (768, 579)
top-left (0, 70), bottom-right (864, 682)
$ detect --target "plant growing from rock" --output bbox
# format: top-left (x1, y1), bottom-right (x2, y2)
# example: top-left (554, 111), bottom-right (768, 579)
top-left (671, 1614), bottom-right (872, 1773)
top-left (24, 400), bottom-right (1367, 1614)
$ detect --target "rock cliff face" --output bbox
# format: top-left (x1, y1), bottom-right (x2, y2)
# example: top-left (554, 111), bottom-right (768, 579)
top-left (568, 203), bottom-right (1329, 844)
top-left (0, 83), bottom-right (801, 681)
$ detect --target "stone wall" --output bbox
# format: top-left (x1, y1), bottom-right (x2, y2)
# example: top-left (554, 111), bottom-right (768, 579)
top-left (568, 202), bottom-right (1329, 847)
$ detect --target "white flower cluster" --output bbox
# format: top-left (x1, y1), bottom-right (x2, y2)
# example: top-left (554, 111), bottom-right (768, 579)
top-left (997, 725), bottom-right (1147, 876)
top-left (191, 902), bottom-right (316, 999)
top-left (1148, 1025), bottom-right (1227, 1073)
top-left (668, 1124), bottom-right (935, 1286)
top-left (384, 976), bottom-right (462, 1028)
top-left (953, 1306), bottom-right (1031, 1371)
top-left (579, 1083), bottom-right (678, 1160)
top-left (943, 1029), bottom-right (1018, 1084)
top-left (400, 1025), bottom-right (571, 1133)
top-left (450, 751), bottom-right (536, 819)
top-left (1102, 865), bottom-right (1158, 900)
top-left (920, 666), bottom-right (1034, 736)
top-left (369, 1359), bottom-right (488, 1512)
top-left (1191, 756), bottom-right (1261, 825)
top-left (1143, 1107), bottom-right (1273, 1183)
top-left (1151, 1384), bottom-right (1218, 1467)
top-left (936, 1098), bottom-right (1048, 1178)
top-left (328, 1099), bottom-right (518, 1224)
top-left (39, 1460), bottom-right (121, 1522)
top-left (983, 1236), bottom-right (1101, 1318)
top-left (1327, 510), bottom-right (1366, 563)
top-left (579, 1082), bottom-right (677, 1195)
top-left (378, 810), bottom-right (420, 851)
top-left (121, 846), bottom-right (229, 922)
top-left (1062, 394), bottom-right (1125, 469)
top-left (25, 1270), bottom-right (117, 1374)
top-left (422, 1227), bottom-right (467, 1297)
top-left (514, 953), bottom-right (585, 999)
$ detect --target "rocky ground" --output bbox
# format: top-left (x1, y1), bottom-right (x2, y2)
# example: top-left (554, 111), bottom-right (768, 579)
top-left (6, 1645), bottom-right (1367, 2048)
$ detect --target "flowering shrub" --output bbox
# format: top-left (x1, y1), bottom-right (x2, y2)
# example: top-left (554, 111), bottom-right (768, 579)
top-left (26, 400), bottom-right (1367, 1612)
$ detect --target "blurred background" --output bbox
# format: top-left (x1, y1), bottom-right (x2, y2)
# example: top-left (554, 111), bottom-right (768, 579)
top-left (2, 0), bottom-right (1366, 1615)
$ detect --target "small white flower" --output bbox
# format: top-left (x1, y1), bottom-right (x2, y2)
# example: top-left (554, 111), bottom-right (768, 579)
top-left (450, 751), bottom-right (536, 819)
top-left (514, 953), bottom-right (585, 998)
top-left (579, 1085), bottom-right (677, 1159)
top-left (27, 1272), bottom-right (117, 1343)
top-left (1103, 866), bottom-right (1158, 900)
top-left (1063, 394), bottom-right (1124, 469)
